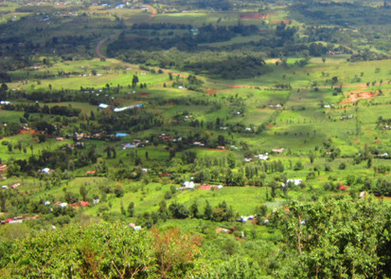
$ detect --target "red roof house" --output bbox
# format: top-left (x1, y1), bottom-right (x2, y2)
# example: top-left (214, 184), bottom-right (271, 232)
top-left (337, 184), bottom-right (348, 190)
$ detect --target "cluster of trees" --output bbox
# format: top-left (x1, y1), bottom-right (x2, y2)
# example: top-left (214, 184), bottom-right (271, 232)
top-left (183, 55), bottom-right (266, 79)
top-left (349, 51), bottom-right (391, 62)
top-left (372, 178), bottom-right (391, 196)
top-left (1, 103), bottom-right (81, 117)
top-left (273, 197), bottom-right (391, 278)
top-left (97, 110), bottom-right (163, 134)
top-left (7, 147), bottom-right (99, 176)
top-left (1, 223), bottom-right (203, 278)
top-left (138, 199), bottom-right (236, 228)
top-left (0, 123), bottom-right (21, 137)
top-left (4, 197), bottom-right (391, 278)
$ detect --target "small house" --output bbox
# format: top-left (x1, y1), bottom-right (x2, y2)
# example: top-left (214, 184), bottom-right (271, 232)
top-left (8, 220), bottom-right (23, 224)
top-left (183, 181), bottom-right (195, 189)
top-left (99, 103), bottom-right (109, 109)
top-left (337, 184), bottom-right (347, 190)
top-left (40, 168), bottom-right (53, 175)
top-left (115, 133), bottom-right (128, 138)
top-left (123, 143), bottom-right (137, 149)
top-left (199, 185), bottom-right (212, 190)
top-left (129, 223), bottom-right (141, 231)
top-left (11, 183), bottom-right (20, 189)
top-left (258, 153), bottom-right (269, 160)
top-left (80, 201), bottom-right (89, 207)
top-left (237, 216), bottom-right (249, 222)
top-left (286, 179), bottom-right (303, 186)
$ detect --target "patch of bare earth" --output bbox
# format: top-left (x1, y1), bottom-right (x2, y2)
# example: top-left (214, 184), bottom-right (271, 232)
top-left (240, 13), bottom-right (276, 20)
top-left (340, 91), bottom-right (378, 104)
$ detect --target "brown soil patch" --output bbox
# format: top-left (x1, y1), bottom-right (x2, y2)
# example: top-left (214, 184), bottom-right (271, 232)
top-left (241, 13), bottom-right (263, 19)
top-left (216, 228), bottom-right (232, 234)
top-left (241, 13), bottom-right (275, 20)
top-left (144, 4), bottom-right (157, 22)
top-left (207, 89), bottom-right (218, 95)
top-left (201, 148), bottom-right (227, 152)
top-left (340, 91), bottom-right (378, 104)
top-left (139, 92), bottom-right (150, 96)
top-left (376, 196), bottom-right (391, 200)
top-left (270, 20), bottom-right (291, 24)
top-left (114, 99), bottom-right (127, 105)
top-left (225, 84), bottom-right (251, 89)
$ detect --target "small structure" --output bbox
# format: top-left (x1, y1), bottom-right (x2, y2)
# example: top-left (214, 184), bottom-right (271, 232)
top-left (337, 184), bottom-right (348, 190)
top-left (11, 183), bottom-right (20, 189)
top-left (122, 143), bottom-right (137, 149)
top-left (284, 179), bottom-right (303, 186)
top-left (199, 185), bottom-right (212, 190)
top-left (129, 223), bottom-right (141, 231)
top-left (199, 184), bottom-right (223, 190)
top-left (272, 148), bottom-right (284, 153)
top-left (183, 181), bottom-right (195, 189)
top-left (237, 215), bottom-right (254, 222)
top-left (258, 153), bottom-right (269, 160)
top-left (113, 104), bottom-right (142, 112)
top-left (216, 227), bottom-right (231, 234)
top-left (79, 201), bottom-right (89, 207)
top-left (237, 216), bottom-right (249, 222)
top-left (115, 133), bottom-right (128, 138)
top-left (40, 168), bottom-right (53, 175)
top-left (0, 165), bottom-right (8, 174)
top-left (193, 142), bottom-right (204, 147)
top-left (8, 220), bottom-right (23, 224)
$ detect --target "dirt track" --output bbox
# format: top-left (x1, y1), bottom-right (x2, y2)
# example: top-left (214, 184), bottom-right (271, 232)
top-left (144, 4), bottom-right (157, 21)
